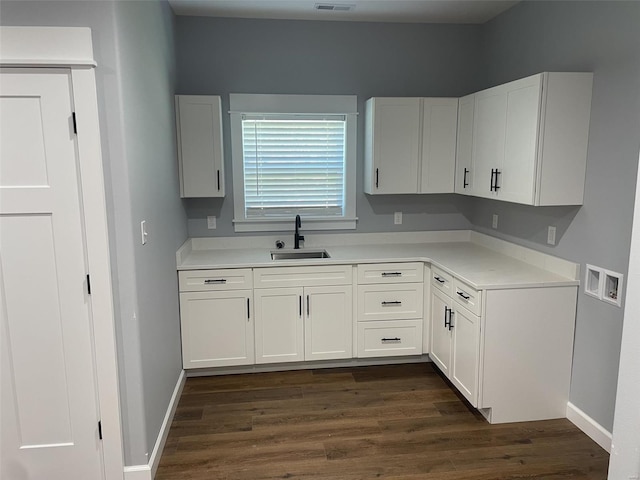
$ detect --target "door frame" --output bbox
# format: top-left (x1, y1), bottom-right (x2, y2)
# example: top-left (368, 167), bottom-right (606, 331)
top-left (0, 27), bottom-right (124, 479)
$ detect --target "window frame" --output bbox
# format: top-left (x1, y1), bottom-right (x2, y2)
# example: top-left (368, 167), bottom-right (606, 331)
top-left (230, 94), bottom-right (357, 232)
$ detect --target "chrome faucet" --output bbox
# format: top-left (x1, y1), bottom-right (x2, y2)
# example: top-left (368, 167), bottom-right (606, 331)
top-left (294, 215), bottom-right (304, 249)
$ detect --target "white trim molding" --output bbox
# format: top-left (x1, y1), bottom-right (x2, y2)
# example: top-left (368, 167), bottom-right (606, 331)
top-left (566, 402), bottom-right (612, 453)
top-left (0, 26), bottom-right (97, 67)
top-left (124, 371), bottom-right (186, 480)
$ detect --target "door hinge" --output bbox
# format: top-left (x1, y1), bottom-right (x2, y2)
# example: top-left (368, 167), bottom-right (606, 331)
top-left (72, 112), bottom-right (77, 134)
top-left (86, 274), bottom-right (91, 295)
top-left (98, 420), bottom-right (103, 440)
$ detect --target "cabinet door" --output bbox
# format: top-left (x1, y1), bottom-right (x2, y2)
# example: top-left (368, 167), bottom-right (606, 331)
top-left (304, 285), bottom-right (353, 361)
top-left (450, 305), bottom-right (480, 407)
top-left (254, 288), bottom-right (304, 364)
top-left (472, 86), bottom-right (507, 199)
top-left (420, 98), bottom-right (458, 193)
top-left (364, 98), bottom-right (420, 194)
top-left (180, 290), bottom-right (254, 368)
top-left (176, 95), bottom-right (225, 198)
top-left (430, 289), bottom-right (452, 376)
top-left (501, 75), bottom-right (542, 204)
top-left (454, 94), bottom-right (475, 195)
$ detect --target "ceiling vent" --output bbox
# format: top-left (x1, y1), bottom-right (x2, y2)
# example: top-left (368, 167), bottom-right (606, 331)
top-left (314, 3), bottom-right (355, 12)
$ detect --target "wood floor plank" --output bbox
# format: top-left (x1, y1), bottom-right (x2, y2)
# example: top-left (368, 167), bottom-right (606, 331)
top-left (156, 363), bottom-right (609, 480)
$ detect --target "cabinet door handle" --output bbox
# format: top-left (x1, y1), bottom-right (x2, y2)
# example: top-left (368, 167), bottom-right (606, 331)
top-left (463, 168), bottom-right (469, 188)
top-left (381, 272), bottom-right (402, 277)
top-left (247, 298), bottom-right (250, 320)
top-left (375, 168), bottom-right (379, 189)
top-left (494, 169), bottom-right (501, 191)
top-left (449, 311), bottom-right (455, 331)
top-left (457, 291), bottom-right (470, 300)
top-left (381, 301), bottom-right (402, 306)
top-left (217, 169), bottom-right (221, 191)
top-left (299, 295), bottom-right (302, 318)
top-left (444, 306), bottom-right (451, 328)
top-left (306, 295), bottom-right (310, 317)
top-left (490, 169), bottom-right (495, 191)
top-left (434, 276), bottom-right (445, 284)
top-left (204, 278), bottom-right (226, 284)
top-left (381, 337), bottom-right (401, 343)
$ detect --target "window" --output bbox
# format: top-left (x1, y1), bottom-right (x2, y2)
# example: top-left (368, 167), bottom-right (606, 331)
top-left (230, 94), bottom-right (357, 232)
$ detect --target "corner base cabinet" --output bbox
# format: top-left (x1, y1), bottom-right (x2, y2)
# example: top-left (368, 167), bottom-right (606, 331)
top-left (430, 267), bottom-right (577, 423)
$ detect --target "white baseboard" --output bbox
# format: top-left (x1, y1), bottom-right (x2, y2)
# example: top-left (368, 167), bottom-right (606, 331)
top-left (566, 402), bottom-right (612, 452)
top-left (123, 370), bottom-right (186, 480)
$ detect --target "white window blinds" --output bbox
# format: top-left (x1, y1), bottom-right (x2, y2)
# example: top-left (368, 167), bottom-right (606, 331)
top-left (241, 115), bottom-right (346, 218)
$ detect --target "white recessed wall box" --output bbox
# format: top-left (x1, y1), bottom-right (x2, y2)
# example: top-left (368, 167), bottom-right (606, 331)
top-left (584, 264), bottom-right (623, 307)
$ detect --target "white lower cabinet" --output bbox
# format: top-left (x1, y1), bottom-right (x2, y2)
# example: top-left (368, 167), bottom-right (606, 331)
top-left (179, 268), bottom-right (255, 369)
top-left (430, 288), bottom-right (480, 405)
top-left (253, 266), bottom-right (353, 364)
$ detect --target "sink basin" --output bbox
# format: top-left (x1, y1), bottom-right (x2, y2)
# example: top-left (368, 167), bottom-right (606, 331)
top-left (270, 249), bottom-right (331, 260)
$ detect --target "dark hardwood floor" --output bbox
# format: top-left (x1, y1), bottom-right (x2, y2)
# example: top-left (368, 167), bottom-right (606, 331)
top-left (155, 363), bottom-right (608, 480)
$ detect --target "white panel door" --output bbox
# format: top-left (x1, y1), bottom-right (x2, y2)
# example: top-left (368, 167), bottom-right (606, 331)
top-left (0, 69), bottom-right (103, 479)
top-left (501, 75), bottom-right (542, 204)
top-left (429, 289), bottom-right (452, 376)
top-left (454, 94), bottom-right (475, 195)
top-left (450, 306), bottom-right (480, 407)
top-left (179, 290), bottom-right (254, 368)
top-left (420, 98), bottom-right (458, 193)
top-left (304, 285), bottom-right (352, 361)
top-left (369, 98), bottom-right (420, 194)
top-left (472, 87), bottom-right (507, 198)
top-left (254, 287), bottom-right (304, 364)
top-left (176, 95), bottom-right (225, 198)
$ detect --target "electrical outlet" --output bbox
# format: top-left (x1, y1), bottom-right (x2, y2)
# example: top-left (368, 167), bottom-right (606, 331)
top-left (492, 214), bottom-right (498, 229)
top-left (547, 226), bottom-right (556, 245)
top-left (140, 220), bottom-right (148, 245)
top-left (394, 212), bottom-right (402, 225)
top-left (207, 216), bottom-right (217, 229)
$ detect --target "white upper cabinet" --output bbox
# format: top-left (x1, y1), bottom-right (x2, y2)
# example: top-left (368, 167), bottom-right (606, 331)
top-left (364, 97), bottom-right (458, 195)
top-left (365, 97), bottom-right (421, 194)
top-left (456, 72), bottom-right (593, 206)
top-left (175, 95), bottom-right (225, 198)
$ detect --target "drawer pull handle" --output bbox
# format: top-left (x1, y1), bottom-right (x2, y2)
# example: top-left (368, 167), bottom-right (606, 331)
top-left (434, 276), bottom-right (445, 284)
top-left (204, 279), bottom-right (226, 284)
top-left (381, 272), bottom-right (402, 277)
top-left (381, 301), bottom-right (402, 306)
top-left (381, 337), bottom-right (401, 344)
top-left (457, 291), bottom-right (470, 300)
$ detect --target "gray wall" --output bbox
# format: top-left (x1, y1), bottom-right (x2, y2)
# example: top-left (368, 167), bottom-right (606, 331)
top-left (475, 1), bottom-right (640, 431)
top-left (175, 17), bottom-right (482, 237)
top-left (0, 0), bottom-right (188, 465)
top-left (114, 0), bottom-right (186, 465)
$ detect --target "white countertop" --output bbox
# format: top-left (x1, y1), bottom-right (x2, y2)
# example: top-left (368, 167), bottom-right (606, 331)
top-left (177, 231), bottom-right (580, 290)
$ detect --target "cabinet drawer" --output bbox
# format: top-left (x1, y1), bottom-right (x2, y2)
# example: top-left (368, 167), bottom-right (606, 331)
top-left (357, 262), bottom-right (424, 284)
top-left (453, 278), bottom-right (482, 316)
top-left (431, 267), bottom-right (453, 296)
top-left (357, 320), bottom-right (423, 358)
top-left (254, 265), bottom-right (352, 289)
top-left (179, 268), bottom-right (252, 292)
top-left (357, 283), bottom-right (423, 322)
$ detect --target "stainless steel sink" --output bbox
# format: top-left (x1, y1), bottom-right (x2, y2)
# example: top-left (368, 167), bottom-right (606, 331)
top-left (270, 249), bottom-right (331, 260)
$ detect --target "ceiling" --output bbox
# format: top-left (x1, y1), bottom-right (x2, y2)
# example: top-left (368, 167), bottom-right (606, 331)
top-left (168, 0), bottom-right (520, 24)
